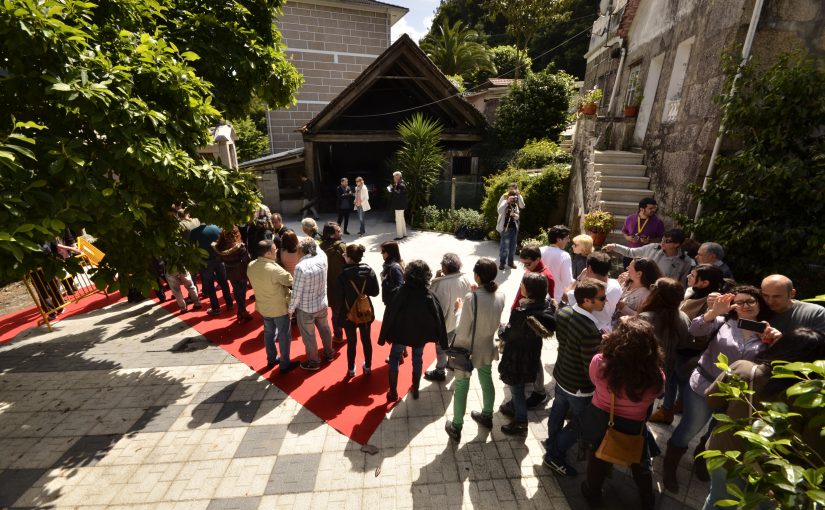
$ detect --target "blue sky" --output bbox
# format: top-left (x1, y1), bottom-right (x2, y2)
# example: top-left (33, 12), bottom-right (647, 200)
top-left (389, 0), bottom-right (439, 43)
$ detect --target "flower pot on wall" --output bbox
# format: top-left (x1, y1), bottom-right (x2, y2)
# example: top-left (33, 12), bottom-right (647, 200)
top-left (624, 105), bottom-right (639, 117)
top-left (587, 230), bottom-right (607, 247)
top-left (581, 103), bottom-right (598, 116)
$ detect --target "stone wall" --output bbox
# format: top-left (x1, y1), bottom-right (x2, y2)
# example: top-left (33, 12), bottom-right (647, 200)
top-left (267, 1), bottom-right (392, 152)
top-left (582, 0), bottom-right (825, 222)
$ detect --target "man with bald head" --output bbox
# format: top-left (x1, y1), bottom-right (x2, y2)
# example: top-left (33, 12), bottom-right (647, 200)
top-left (761, 275), bottom-right (825, 334)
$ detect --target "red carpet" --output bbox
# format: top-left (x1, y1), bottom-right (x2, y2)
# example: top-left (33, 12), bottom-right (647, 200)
top-left (158, 291), bottom-right (436, 445)
top-left (0, 291), bottom-right (123, 344)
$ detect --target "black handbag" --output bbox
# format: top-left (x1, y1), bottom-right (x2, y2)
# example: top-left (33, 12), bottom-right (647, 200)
top-left (445, 293), bottom-right (477, 372)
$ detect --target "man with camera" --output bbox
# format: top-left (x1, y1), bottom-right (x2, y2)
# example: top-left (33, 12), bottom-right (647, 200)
top-left (496, 183), bottom-right (525, 271)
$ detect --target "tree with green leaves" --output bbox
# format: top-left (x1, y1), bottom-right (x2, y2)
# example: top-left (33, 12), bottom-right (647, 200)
top-left (494, 69), bottom-right (575, 149)
top-left (482, 0), bottom-right (571, 78)
top-left (393, 114), bottom-right (446, 225)
top-left (0, 0), bottom-right (301, 293)
top-left (420, 19), bottom-right (494, 81)
top-left (687, 52), bottom-right (825, 297)
top-left (232, 117), bottom-right (270, 163)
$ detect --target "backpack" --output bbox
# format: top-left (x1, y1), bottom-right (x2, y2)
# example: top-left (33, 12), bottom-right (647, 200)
top-left (347, 280), bottom-right (374, 325)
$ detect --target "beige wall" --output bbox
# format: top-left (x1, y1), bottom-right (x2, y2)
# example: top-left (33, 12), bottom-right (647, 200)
top-left (268, 1), bottom-right (393, 152)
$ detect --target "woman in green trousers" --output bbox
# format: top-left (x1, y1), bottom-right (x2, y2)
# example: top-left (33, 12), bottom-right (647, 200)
top-left (445, 257), bottom-right (506, 442)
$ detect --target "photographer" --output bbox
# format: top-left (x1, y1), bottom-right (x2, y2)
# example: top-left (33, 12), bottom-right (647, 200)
top-left (496, 183), bottom-right (525, 271)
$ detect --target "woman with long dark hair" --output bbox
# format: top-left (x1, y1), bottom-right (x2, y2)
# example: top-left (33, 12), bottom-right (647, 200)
top-left (613, 257), bottom-right (661, 323)
top-left (662, 285), bottom-right (781, 493)
top-left (380, 240), bottom-right (404, 305)
top-left (337, 244), bottom-right (379, 377)
top-left (580, 317), bottom-right (665, 509)
top-left (444, 258), bottom-right (506, 442)
top-left (279, 230), bottom-right (301, 276)
top-left (702, 328), bottom-right (825, 509)
top-left (213, 225), bottom-right (253, 323)
top-left (378, 260), bottom-right (448, 403)
top-left (639, 278), bottom-right (690, 424)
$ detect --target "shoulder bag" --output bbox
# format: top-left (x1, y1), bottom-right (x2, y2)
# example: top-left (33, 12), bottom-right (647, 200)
top-left (445, 293), bottom-right (477, 373)
top-left (595, 392), bottom-right (645, 466)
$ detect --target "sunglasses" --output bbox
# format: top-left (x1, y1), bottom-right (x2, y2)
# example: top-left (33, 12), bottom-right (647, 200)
top-left (589, 295), bottom-right (607, 302)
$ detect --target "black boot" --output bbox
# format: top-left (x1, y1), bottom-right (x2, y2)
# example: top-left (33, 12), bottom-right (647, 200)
top-left (411, 371), bottom-right (421, 399)
top-left (693, 435), bottom-right (711, 482)
top-left (662, 441), bottom-right (688, 493)
top-left (631, 464), bottom-right (655, 510)
top-left (387, 371), bottom-right (398, 403)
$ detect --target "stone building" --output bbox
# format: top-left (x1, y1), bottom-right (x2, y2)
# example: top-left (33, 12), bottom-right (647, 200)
top-left (267, 0), bottom-right (408, 153)
top-left (566, 0), bottom-right (825, 236)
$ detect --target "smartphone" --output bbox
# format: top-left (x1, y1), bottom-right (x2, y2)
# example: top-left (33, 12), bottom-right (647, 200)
top-left (737, 319), bottom-right (766, 333)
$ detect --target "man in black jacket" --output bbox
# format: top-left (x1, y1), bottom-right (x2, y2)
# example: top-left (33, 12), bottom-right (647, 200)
top-left (389, 171), bottom-right (408, 240)
top-left (300, 176), bottom-right (319, 219)
top-left (336, 177), bottom-right (354, 235)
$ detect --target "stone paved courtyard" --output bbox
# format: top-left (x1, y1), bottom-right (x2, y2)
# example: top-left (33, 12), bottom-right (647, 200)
top-left (0, 217), bottom-right (709, 509)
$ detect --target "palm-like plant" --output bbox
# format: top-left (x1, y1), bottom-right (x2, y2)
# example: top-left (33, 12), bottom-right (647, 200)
top-left (393, 114), bottom-right (446, 225)
top-left (420, 20), bottom-right (494, 78)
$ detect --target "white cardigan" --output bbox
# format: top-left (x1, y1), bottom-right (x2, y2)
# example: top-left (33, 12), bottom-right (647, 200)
top-left (354, 185), bottom-right (371, 212)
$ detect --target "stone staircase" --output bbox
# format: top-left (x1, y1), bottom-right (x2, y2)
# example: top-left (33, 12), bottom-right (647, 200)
top-left (592, 150), bottom-right (652, 244)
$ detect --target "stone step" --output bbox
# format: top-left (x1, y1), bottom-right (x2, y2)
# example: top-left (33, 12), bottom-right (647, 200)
top-left (594, 174), bottom-right (650, 189)
top-left (596, 187), bottom-right (654, 202)
top-left (594, 150), bottom-right (643, 165)
top-left (599, 200), bottom-right (639, 216)
top-left (592, 163), bottom-right (647, 177)
top-left (606, 231), bottom-right (626, 245)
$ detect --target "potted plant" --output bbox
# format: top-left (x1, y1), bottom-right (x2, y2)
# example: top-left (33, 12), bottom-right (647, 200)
top-left (579, 87), bottom-right (603, 116)
top-left (583, 209), bottom-right (615, 247)
top-left (624, 94), bottom-right (643, 118)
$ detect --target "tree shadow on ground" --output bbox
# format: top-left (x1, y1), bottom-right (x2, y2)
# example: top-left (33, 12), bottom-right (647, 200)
top-left (0, 308), bottom-right (187, 508)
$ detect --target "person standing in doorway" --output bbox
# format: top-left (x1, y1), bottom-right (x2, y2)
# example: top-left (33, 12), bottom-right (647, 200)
top-left (389, 171), bottom-right (408, 240)
top-left (300, 176), bottom-right (320, 220)
top-left (336, 177), bottom-right (354, 235)
top-left (354, 176), bottom-right (370, 236)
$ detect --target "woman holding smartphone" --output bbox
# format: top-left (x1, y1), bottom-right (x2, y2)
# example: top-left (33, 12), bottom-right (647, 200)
top-left (661, 285), bottom-right (781, 493)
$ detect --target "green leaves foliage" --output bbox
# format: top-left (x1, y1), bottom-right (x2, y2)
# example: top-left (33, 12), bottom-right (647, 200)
top-left (512, 138), bottom-right (571, 169)
top-left (420, 19), bottom-right (494, 80)
top-left (393, 114), bottom-right (446, 226)
top-left (232, 117), bottom-right (270, 163)
top-left (703, 355), bottom-right (825, 509)
top-left (0, 0), bottom-right (299, 292)
top-left (494, 69), bottom-right (576, 149)
top-left (687, 52), bottom-right (825, 298)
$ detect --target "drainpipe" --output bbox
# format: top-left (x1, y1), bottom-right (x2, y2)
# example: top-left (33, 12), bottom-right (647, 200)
top-left (606, 42), bottom-right (627, 117)
top-left (693, 0), bottom-right (766, 225)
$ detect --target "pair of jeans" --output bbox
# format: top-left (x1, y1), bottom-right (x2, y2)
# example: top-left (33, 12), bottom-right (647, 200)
top-left (344, 321), bottom-right (372, 369)
top-left (661, 369), bottom-right (681, 410)
top-left (669, 385), bottom-right (714, 448)
top-left (394, 209), bottom-right (406, 238)
top-left (388, 343), bottom-right (423, 375)
top-left (432, 331), bottom-right (454, 372)
top-left (296, 308), bottom-right (334, 363)
top-left (546, 386), bottom-right (592, 462)
top-left (510, 383), bottom-right (528, 422)
top-left (165, 271), bottom-right (200, 310)
top-left (200, 258), bottom-right (232, 311)
top-left (452, 365), bottom-right (494, 429)
top-left (499, 226), bottom-right (518, 265)
top-left (337, 208), bottom-right (351, 233)
top-left (356, 206), bottom-right (366, 234)
top-left (301, 199), bottom-right (318, 218)
top-left (263, 315), bottom-right (291, 369)
top-left (229, 278), bottom-right (247, 316)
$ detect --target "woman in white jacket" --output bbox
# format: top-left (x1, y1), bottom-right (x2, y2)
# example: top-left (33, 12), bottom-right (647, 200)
top-left (354, 176), bottom-right (371, 236)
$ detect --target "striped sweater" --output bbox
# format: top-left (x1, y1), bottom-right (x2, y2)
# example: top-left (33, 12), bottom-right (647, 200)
top-left (552, 306), bottom-right (602, 394)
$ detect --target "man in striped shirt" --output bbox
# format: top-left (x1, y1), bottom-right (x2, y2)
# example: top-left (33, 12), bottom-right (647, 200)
top-left (290, 238), bottom-right (336, 371)
top-left (544, 279), bottom-right (606, 477)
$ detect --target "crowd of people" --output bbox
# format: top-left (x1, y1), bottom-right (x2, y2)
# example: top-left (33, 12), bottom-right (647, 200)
top-left (147, 189), bottom-right (824, 510)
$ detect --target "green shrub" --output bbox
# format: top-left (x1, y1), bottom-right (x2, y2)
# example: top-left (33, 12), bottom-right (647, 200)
top-left (512, 138), bottom-right (571, 169)
top-left (481, 163), bottom-right (570, 241)
top-left (416, 206), bottom-right (489, 238)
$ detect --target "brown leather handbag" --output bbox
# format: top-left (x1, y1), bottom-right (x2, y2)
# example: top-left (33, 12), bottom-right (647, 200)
top-left (595, 392), bottom-right (645, 466)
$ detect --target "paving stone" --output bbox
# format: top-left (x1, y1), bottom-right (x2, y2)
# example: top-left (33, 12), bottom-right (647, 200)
top-left (264, 453), bottom-right (322, 494)
top-left (129, 404), bottom-right (188, 433)
top-left (0, 468), bottom-right (48, 507)
top-left (52, 434), bottom-right (121, 468)
top-left (234, 424), bottom-right (287, 458)
top-left (211, 400), bottom-right (263, 429)
top-left (207, 496), bottom-right (262, 510)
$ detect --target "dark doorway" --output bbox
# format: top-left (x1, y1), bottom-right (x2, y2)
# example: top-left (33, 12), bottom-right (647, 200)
top-left (314, 142), bottom-right (401, 212)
